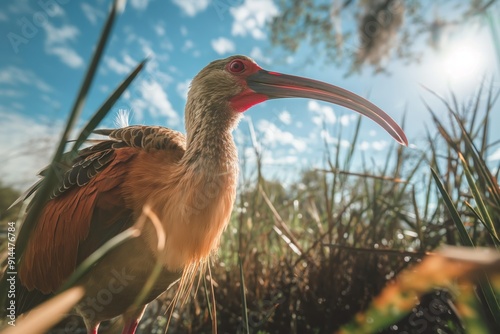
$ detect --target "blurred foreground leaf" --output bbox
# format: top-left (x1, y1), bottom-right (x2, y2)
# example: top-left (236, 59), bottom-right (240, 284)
top-left (1, 287), bottom-right (84, 334)
top-left (336, 246), bottom-right (500, 334)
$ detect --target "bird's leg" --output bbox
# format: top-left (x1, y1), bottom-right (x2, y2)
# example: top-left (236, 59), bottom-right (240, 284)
top-left (121, 305), bottom-right (147, 334)
top-left (121, 319), bottom-right (139, 334)
top-left (87, 323), bottom-right (100, 334)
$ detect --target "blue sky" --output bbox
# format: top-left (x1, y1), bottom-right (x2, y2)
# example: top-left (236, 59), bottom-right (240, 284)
top-left (0, 0), bottom-right (499, 190)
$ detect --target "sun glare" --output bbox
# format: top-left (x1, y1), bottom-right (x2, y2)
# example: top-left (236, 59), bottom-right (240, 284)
top-left (441, 37), bottom-right (486, 83)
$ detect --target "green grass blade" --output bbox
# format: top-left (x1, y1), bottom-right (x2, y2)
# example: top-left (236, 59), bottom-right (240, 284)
top-left (70, 58), bottom-right (148, 153)
top-left (468, 80), bottom-right (484, 135)
top-left (452, 111), bottom-right (500, 208)
top-left (478, 81), bottom-right (490, 155)
top-left (57, 227), bottom-right (140, 293)
top-left (459, 153), bottom-right (498, 240)
top-left (431, 168), bottom-right (474, 247)
top-left (464, 202), bottom-right (500, 246)
top-left (128, 207), bottom-right (166, 313)
top-left (238, 256), bottom-right (250, 334)
top-left (455, 284), bottom-right (490, 334)
top-left (487, 9), bottom-right (500, 70)
top-left (434, 166), bottom-right (500, 327)
top-left (476, 277), bottom-right (500, 329)
top-left (13, 0), bottom-right (124, 261)
top-left (203, 274), bottom-right (214, 321)
top-left (336, 247), bottom-right (500, 334)
top-left (343, 115), bottom-right (362, 170)
top-left (1, 0), bottom-right (125, 310)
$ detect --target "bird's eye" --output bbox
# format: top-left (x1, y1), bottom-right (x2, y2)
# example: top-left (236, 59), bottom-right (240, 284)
top-left (228, 60), bottom-right (245, 73)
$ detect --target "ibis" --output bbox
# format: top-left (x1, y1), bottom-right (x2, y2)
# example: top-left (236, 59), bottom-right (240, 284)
top-left (11, 55), bottom-right (407, 334)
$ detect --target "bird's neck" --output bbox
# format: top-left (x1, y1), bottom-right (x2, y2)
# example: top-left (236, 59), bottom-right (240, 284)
top-left (139, 106), bottom-right (241, 271)
top-left (182, 107), bottom-right (240, 175)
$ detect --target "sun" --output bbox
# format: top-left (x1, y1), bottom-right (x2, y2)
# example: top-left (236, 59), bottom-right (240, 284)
top-left (441, 35), bottom-right (486, 83)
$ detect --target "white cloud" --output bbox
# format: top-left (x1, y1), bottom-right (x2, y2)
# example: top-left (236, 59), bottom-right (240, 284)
top-left (0, 11), bottom-right (8, 21)
top-left (46, 46), bottom-right (84, 68)
top-left (138, 37), bottom-right (155, 57)
top-left (42, 22), bottom-right (83, 68)
top-left (43, 22), bottom-right (79, 46)
top-left (250, 46), bottom-right (271, 64)
top-left (0, 89), bottom-right (23, 97)
top-left (180, 26), bottom-right (188, 36)
top-left (172, 0), bottom-right (210, 16)
top-left (132, 38), bottom-right (170, 71)
top-left (160, 39), bottom-right (174, 52)
top-left (359, 140), bottom-right (388, 151)
top-left (242, 146), bottom-right (257, 164)
top-left (319, 130), bottom-right (350, 147)
top-left (278, 110), bottom-right (291, 125)
top-left (104, 56), bottom-right (133, 75)
top-left (176, 79), bottom-right (191, 100)
top-left (263, 155), bottom-right (298, 165)
top-left (230, 0), bottom-right (279, 39)
top-left (7, 1), bottom-right (32, 14)
top-left (308, 100), bottom-right (336, 125)
top-left (488, 148), bottom-right (500, 161)
top-left (21, 0), bottom-right (65, 17)
top-left (81, 3), bottom-right (104, 25)
top-left (242, 145), bottom-right (298, 166)
top-left (123, 54), bottom-right (137, 67)
top-left (145, 65), bottom-right (173, 88)
top-left (257, 119), bottom-right (306, 152)
top-left (372, 140), bottom-right (388, 151)
top-left (11, 102), bottom-right (24, 111)
top-left (46, 1), bottom-right (65, 16)
top-left (0, 66), bottom-right (52, 92)
top-left (123, 26), bottom-right (138, 43)
top-left (0, 111), bottom-right (61, 190)
top-left (339, 114), bottom-right (357, 127)
top-left (359, 141), bottom-right (370, 151)
top-left (132, 79), bottom-right (179, 125)
top-left (131, 0), bottom-right (151, 10)
top-left (40, 94), bottom-right (61, 110)
top-left (154, 22), bottom-right (166, 36)
top-left (182, 39), bottom-right (194, 52)
top-left (211, 37), bottom-right (235, 55)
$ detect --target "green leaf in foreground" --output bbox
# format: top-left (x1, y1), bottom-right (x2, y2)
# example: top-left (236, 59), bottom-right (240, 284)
top-left (1, 287), bottom-right (85, 334)
top-left (430, 168), bottom-right (474, 247)
top-left (0, 0), bottom-right (126, 311)
top-left (336, 247), bottom-right (500, 334)
top-left (432, 167), bottom-right (500, 327)
top-left (57, 227), bottom-right (140, 293)
top-left (458, 153), bottom-right (498, 241)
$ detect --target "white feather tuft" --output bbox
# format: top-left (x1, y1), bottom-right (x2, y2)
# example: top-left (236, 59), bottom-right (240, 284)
top-left (114, 109), bottom-right (131, 128)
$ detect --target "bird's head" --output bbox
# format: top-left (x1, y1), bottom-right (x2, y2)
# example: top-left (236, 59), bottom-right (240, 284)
top-left (186, 55), bottom-right (407, 146)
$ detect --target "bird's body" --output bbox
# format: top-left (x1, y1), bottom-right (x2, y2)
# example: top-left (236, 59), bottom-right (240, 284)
top-left (9, 55), bottom-right (407, 334)
top-left (73, 235), bottom-right (181, 332)
top-left (17, 124), bottom-right (238, 332)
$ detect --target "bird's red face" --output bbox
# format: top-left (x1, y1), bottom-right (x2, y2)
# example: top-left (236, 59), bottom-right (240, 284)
top-left (226, 56), bottom-right (408, 146)
top-left (225, 58), bottom-right (268, 112)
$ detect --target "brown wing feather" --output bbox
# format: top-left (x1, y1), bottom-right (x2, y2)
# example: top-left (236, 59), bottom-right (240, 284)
top-left (17, 125), bottom-right (186, 296)
top-left (18, 147), bottom-right (138, 293)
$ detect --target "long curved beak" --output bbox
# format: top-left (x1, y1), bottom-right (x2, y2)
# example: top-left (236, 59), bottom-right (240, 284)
top-left (246, 70), bottom-right (408, 146)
